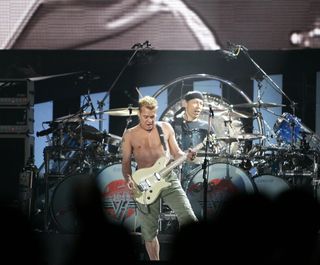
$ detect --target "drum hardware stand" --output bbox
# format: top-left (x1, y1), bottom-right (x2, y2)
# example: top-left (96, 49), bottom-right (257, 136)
top-left (312, 152), bottom-right (319, 200)
top-left (42, 101), bottom-right (92, 232)
top-left (121, 104), bottom-right (134, 135)
top-left (201, 105), bottom-right (214, 221)
top-left (223, 110), bottom-right (234, 181)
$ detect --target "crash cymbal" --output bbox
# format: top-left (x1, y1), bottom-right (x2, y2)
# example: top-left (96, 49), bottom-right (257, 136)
top-left (105, 107), bottom-right (139, 116)
top-left (232, 102), bottom-right (286, 109)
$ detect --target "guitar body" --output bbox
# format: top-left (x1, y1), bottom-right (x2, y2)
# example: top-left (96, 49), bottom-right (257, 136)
top-left (132, 156), bottom-right (171, 205)
top-left (131, 141), bottom-right (204, 205)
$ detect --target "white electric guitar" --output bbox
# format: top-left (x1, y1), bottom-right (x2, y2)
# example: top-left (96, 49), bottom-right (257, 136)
top-left (132, 141), bottom-right (204, 205)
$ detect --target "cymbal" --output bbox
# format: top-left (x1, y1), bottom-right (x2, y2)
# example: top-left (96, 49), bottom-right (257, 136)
top-left (105, 132), bottom-right (122, 141)
top-left (202, 106), bottom-right (228, 112)
top-left (197, 152), bottom-right (219, 157)
top-left (214, 109), bottom-right (251, 119)
top-left (104, 132), bottom-right (122, 145)
top-left (215, 136), bottom-right (239, 143)
top-left (55, 113), bottom-right (82, 123)
top-left (54, 111), bottom-right (94, 123)
top-left (104, 107), bottom-right (139, 116)
top-left (232, 102), bottom-right (286, 109)
top-left (215, 133), bottom-right (265, 143)
top-left (85, 117), bottom-right (104, 122)
top-left (236, 133), bottom-right (266, 141)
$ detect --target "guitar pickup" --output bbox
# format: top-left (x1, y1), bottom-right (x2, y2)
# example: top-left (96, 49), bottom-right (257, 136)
top-left (154, 173), bottom-right (161, 181)
top-left (137, 179), bottom-right (151, 191)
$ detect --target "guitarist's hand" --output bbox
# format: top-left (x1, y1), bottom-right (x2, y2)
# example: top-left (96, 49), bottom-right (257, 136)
top-left (187, 148), bottom-right (197, 162)
top-left (126, 175), bottom-right (135, 196)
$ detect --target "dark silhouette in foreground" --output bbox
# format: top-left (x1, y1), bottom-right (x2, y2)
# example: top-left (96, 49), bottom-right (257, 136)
top-left (64, 175), bottom-right (137, 265)
top-left (170, 189), bottom-right (320, 265)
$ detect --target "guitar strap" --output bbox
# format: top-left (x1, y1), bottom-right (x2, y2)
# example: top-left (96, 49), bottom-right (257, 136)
top-left (156, 122), bottom-right (167, 151)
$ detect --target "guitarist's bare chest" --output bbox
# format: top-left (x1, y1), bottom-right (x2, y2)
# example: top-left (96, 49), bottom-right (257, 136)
top-left (132, 130), bottom-right (163, 153)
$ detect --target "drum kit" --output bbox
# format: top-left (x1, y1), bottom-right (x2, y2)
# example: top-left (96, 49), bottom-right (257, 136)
top-left (160, 94), bottom-right (320, 221)
top-left (38, 106), bottom-right (140, 233)
top-left (36, 91), bottom-right (320, 232)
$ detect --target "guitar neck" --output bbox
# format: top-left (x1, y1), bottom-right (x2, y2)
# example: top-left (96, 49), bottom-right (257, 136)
top-left (160, 154), bottom-right (187, 177)
top-left (159, 142), bottom-right (204, 177)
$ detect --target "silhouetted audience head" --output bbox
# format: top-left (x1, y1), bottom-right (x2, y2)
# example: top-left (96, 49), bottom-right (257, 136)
top-left (0, 204), bottom-right (45, 265)
top-left (170, 192), bottom-right (275, 265)
top-left (64, 176), bottom-right (137, 265)
top-left (272, 188), bottom-right (320, 265)
top-left (170, 188), bottom-right (320, 265)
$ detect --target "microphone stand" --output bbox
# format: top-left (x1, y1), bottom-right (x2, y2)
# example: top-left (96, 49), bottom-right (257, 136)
top-left (97, 41), bottom-right (152, 131)
top-left (238, 44), bottom-right (296, 113)
top-left (234, 44), bottom-right (298, 149)
top-left (202, 107), bottom-right (214, 222)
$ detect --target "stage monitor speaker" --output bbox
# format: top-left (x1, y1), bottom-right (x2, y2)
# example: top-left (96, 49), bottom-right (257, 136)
top-left (0, 135), bottom-right (34, 206)
top-left (0, 79), bottom-right (35, 106)
top-left (0, 106), bottom-right (34, 134)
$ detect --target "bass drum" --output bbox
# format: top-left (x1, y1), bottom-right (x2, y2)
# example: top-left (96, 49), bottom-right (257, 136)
top-left (50, 162), bottom-right (138, 233)
top-left (253, 175), bottom-right (291, 199)
top-left (186, 162), bottom-right (256, 220)
top-left (95, 162), bottom-right (139, 232)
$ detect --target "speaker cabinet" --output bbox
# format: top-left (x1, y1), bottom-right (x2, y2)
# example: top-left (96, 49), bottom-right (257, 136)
top-left (0, 135), bottom-right (34, 205)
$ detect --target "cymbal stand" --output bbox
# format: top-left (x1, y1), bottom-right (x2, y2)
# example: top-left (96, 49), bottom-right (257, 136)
top-left (290, 117), bottom-right (297, 149)
top-left (77, 118), bottom-right (88, 173)
top-left (202, 106), bottom-right (214, 221)
top-left (223, 110), bottom-right (233, 181)
top-left (43, 146), bottom-right (51, 232)
top-left (43, 122), bottom-right (64, 232)
top-left (123, 104), bottom-right (134, 134)
top-left (312, 152), bottom-right (319, 200)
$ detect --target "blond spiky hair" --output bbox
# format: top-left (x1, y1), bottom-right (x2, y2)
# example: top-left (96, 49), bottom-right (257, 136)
top-left (138, 96), bottom-right (158, 110)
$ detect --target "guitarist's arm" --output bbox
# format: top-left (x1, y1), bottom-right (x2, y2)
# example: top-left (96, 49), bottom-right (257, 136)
top-left (121, 130), bottom-right (135, 191)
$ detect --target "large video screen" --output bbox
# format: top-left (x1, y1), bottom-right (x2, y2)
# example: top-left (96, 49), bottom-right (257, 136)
top-left (1, 0), bottom-right (319, 50)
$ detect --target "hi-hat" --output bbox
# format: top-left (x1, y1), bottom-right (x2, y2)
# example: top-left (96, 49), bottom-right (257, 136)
top-left (232, 102), bottom-right (286, 109)
top-left (105, 107), bottom-right (139, 116)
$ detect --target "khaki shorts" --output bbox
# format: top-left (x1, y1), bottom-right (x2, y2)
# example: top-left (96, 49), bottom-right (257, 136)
top-left (137, 178), bottom-right (197, 241)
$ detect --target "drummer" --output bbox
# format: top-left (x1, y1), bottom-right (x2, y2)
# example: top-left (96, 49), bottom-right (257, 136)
top-left (171, 90), bottom-right (216, 190)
